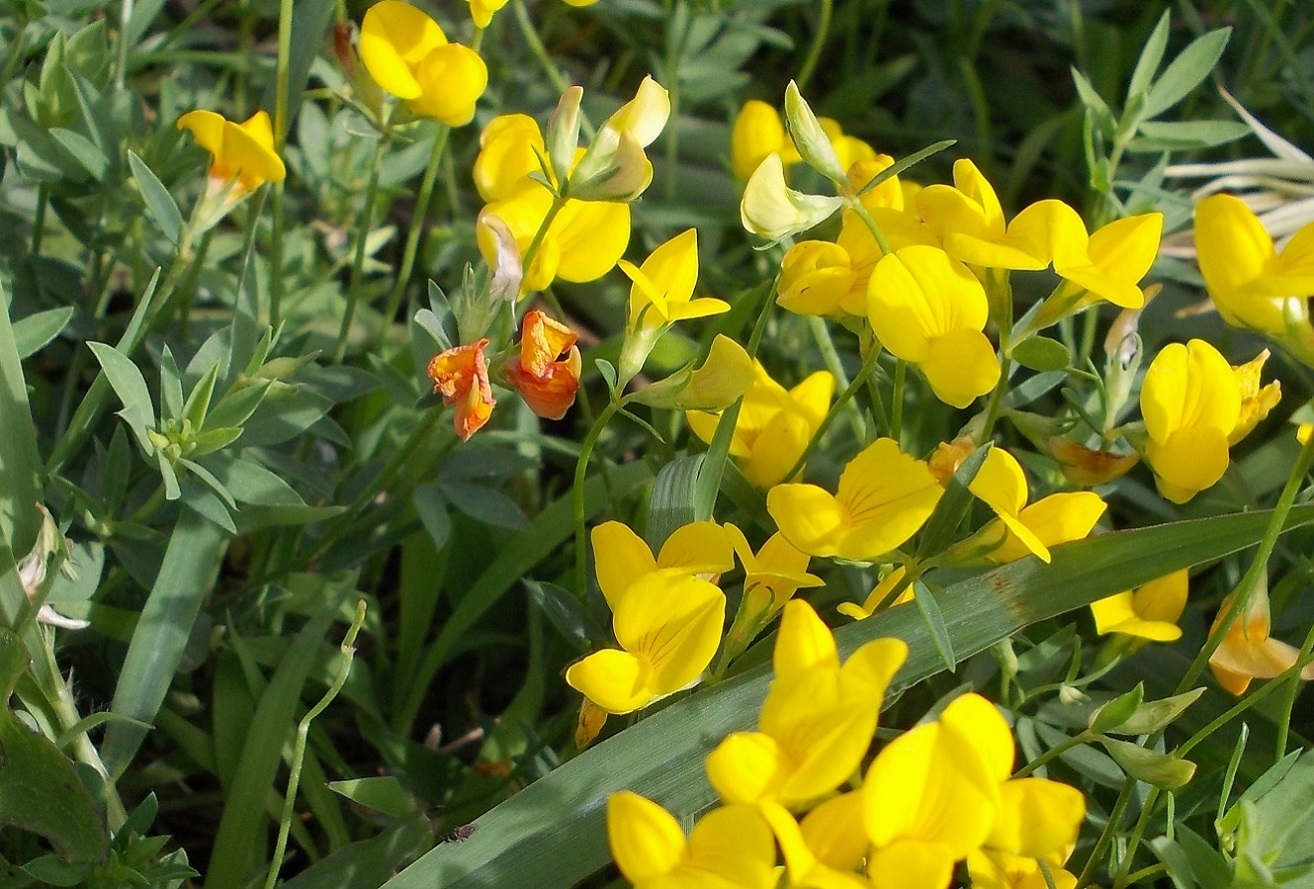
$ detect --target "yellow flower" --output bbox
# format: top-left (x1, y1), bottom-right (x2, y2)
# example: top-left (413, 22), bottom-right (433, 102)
top-left (767, 437), bottom-right (943, 562)
top-left (1091, 569), bottom-right (1189, 642)
top-left (1230, 349), bottom-right (1282, 444)
top-left (176, 109), bottom-right (285, 193)
top-left (818, 117), bottom-right (877, 176)
top-left (565, 570), bottom-right (725, 714)
top-left (725, 525), bottom-right (823, 613)
top-left (570, 76), bottom-right (670, 202)
top-left (1004, 202), bottom-right (1163, 309)
top-left (968, 449), bottom-right (1055, 562)
top-left (1194, 193), bottom-right (1314, 349)
top-left (359, 1), bottom-right (487, 126)
top-left (837, 565), bottom-right (912, 621)
top-left (591, 520), bottom-right (733, 611)
top-left (967, 778), bottom-right (1085, 889)
top-left (607, 793), bottom-right (778, 889)
top-left (1210, 584), bottom-right (1314, 696)
top-left (620, 229), bottom-right (730, 329)
top-left (731, 99), bottom-right (798, 182)
top-left (741, 153), bottom-right (844, 242)
top-left (686, 363), bottom-right (834, 488)
top-left (473, 114), bottom-right (550, 202)
top-left (984, 492), bottom-right (1106, 565)
top-left (866, 245), bottom-right (1001, 408)
top-left (917, 158), bottom-right (1046, 270)
top-left (862, 693), bottom-right (1013, 889)
top-left (706, 600), bottom-right (907, 808)
top-left (1140, 339), bottom-right (1241, 503)
top-left (477, 186), bottom-right (630, 294)
top-left (466, 0), bottom-right (509, 27)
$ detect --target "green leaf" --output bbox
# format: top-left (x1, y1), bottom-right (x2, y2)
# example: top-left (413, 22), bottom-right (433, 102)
top-left (12, 306), bottom-right (73, 359)
top-left (0, 629), bottom-right (108, 865)
top-left (441, 481), bottom-right (529, 531)
top-left (1233, 750), bottom-right (1314, 876)
top-left (694, 397), bottom-right (742, 522)
top-left (0, 284), bottom-right (43, 553)
top-left (128, 150), bottom-right (183, 246)
top-left (398, 461), bottom-right (652, 731)
top-left (326, 777), bottom-right (418, 819)
top-left (1071, 67), bottom-right (1114, 132)
top-left (381, 504), bottom-right (1314, 889)
top-left (1110, 687), bottom-right (1205, 736)
top-left (1088, 683), bottom-right (1145, 734)
top-left (916, 443), bottom-right (989, 558)
top-left (1011, 336), bottom-right (1072, 372)
top-left (912, 580), bottom-right (954, 670)
top-left (1127, 120), bottom-right (1250, 152)
top-left (101, 509), bottom-right (228, 776)
top-left (854, 138), bottom-right (956, 198)
top-left (87, 341), bottom-right (155, 452)
top-left (525, 579), bottom-right (594, 651)
top-left (594, 358), bottom-right (618, 393)
top-left (206, 455), bottom-right (308, 507)
top-left (647, 455), bottom-right (702, 553)
top-left (183, 361), bottom-right (222, 430)
top-left (1152, 825), bottom-right (1233, 889)
top-left (206, 601), bottom-right (346, 889)
top-left (1127, 11), bottom-right (1171, 105)
top-left (1100, 737), bottom-right (1196, 789)
top-left (1140, 26), bottom-right (1232, 120)
top-left (50, 128), bottom-right (107, 180)
top-left (257, 0), bottom-right (337, 134)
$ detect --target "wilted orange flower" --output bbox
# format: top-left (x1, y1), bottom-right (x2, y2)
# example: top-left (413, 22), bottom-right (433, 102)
top-left (428, 338), bottom-right (495, 441)
top-left (506, 310), bottom-right (582, 420)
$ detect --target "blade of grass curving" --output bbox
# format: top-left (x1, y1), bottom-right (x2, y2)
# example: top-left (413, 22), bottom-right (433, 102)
top-left (380, 504), bottom-right (1314, 889)
top-left (0, 283), bottom-right (43, 553)
top-left (207, 599), bottom-right (345, 889)
top-left (396, 461), bottom-right (652, 733)
top-left (101, 508), bottom-right (228, 777)
top-left (646, 455), bottom-right (703, 553)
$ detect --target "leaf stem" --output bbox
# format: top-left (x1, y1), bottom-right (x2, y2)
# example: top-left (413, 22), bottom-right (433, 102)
top-left (263, 600), bottom-right (366, 889)
top-left (378, 123), bottom-right (452, 349)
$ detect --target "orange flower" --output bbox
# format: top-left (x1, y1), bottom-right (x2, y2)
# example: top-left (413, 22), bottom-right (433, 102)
top-left (428, 338), bottom-right (495, 441)
top-left (506, 310), bottom-right (582, 420)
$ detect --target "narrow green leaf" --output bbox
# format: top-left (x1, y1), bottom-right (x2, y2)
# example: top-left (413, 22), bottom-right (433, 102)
top-left (1141, 27), bottom-right (1231, 120)
top-left (87, 341), bottom-right (155, 451)
top-left (1112, 687), bottom-right (1205, 735)
top-left (382, 505), bottom-right (1314, 889)
top-left (50, 128), bottom-right (108, 180)
top-left (206, 601), bottom-right (345, 889)
top-left (398, 461), bottom-right (652, 731)
top-left (1011, 336), bottom-right (1072, 372)
top-left (693, 397), bottom-right (742, 523)
top-left (12, 306), bottom-right (73, 359)
top-left (916, 443), bottom-right (989, 558)
top-left (0, 284), bottom-right (43, 553)
top-left (912, 580), bottom-right (955, 670)
top-left (257, 0), bottom-right (337, 132)
top-left (101, 509), bottom-right (227, 776)
top-left (1127, 11), bottom-right (1172, 104)
top-left (855, 138), bottom-right (955, 197)
top-left (1088, 683), bottom-right (1145, 734)
top-left (326, 777), bottom-right (417, 819)
top-left (128, 150), bottom-right (182, 246)
top-left (647, 455), bottom-right (703, 553)
top-left (1100, 737), bottom-right (1196, 788)
top-left (1127, 119), bottom-right (1250, 152)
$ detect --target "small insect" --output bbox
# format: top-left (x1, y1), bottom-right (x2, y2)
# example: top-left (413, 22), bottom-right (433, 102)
top-left (439, 824), bottom-right (477, 844)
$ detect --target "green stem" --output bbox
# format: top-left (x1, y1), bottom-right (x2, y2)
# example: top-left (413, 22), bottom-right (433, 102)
top-left (115, 0), bottom-right (135, 88)
top-left (848, 200), bottom-right (893, 255)
top-left (519, 195), bottom-right (567, 302)
top-left (268, 0), bottom-right (294, 328)
top-left (377, 124), bottom-right (451, 349)
top-left (795, 0), bottom-right (833, 93)
top-left (1173, 433), bottom-right (1314, 696)
top-left (31, 184), bottom-right (47, 256)
top-left (263, 600), bottom-right (366, 889)
top-left (782, 346), bottom-right (882, 482)
top-left (1012, 730), bottom-right (1095, 779)
top-left (890, 359), bottom-right (906, 444)
top-left (334, 133), bottom-right (389, 361)
top-left (978, 356), bottom-right (1013, 442)
top-left (1075, 779), bottom-right (1134, 888)
top-left (573, 398), bottom-right (623, 595)
top-left (807, 316), bottom-right (865, 442)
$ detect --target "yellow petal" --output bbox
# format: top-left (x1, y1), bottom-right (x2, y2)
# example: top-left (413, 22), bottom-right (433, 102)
top-left (743, 409), bottom-right (811, 488)
top-left (991, 778), bottom-right (1085, 858)
top-left (1195, 193), bottom-right (1275, 300)
top-left (1133, 569), bottom-right (1189, 624)
top-left (613, 572), bottom-right (725, 695)
top-left (359, 0), bottom-right (448, 100)
top-left (591, 521), bottom-right (657, 610)
top-left (842, 636), bottom-right (909, 700)
top-left (706, 732), bottom-right (787, 805)
top-left (832, 437), bottom-right (943, 561)
top-left (606, 75), bottom-right (670, 148)
top-left (658, 521), bottom-right (735, 576)
top-left (741, 153), bottom-right (844, 241)
top-left (969, 448), bottom-right (1029, 520)
top-left (408, 43), bottom-right (488, 125)
top-left (989, 492), bottom-right (1106, 564)
top-left (607, 791), bottom-right (685, 881)
top-left (774, 599), bottom-right (839, 676)
top-left (732, 100), bottom-right (787, 182)
top-left (800, 792), bottom-right (869, 872)
top-left (866, 841), bottom-right (957, 889)
top-left (474, 114), bottom-right (545, 201)
top-left (686, 805), bottom-right (778, 888)
top-left (767, 483), bottom-right (849, 559)
top-left (566, 649), bottom-right (652, 714)
top-left (868, 245), bottom-right (990, 362)
top-left (921, 329), bottom-right (1000, 408)
top-left (552, 200), bottom-right (631, 283)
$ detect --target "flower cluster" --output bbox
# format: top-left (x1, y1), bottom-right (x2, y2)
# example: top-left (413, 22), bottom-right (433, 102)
top-left (607, 601), bottom-right (1087, 889)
